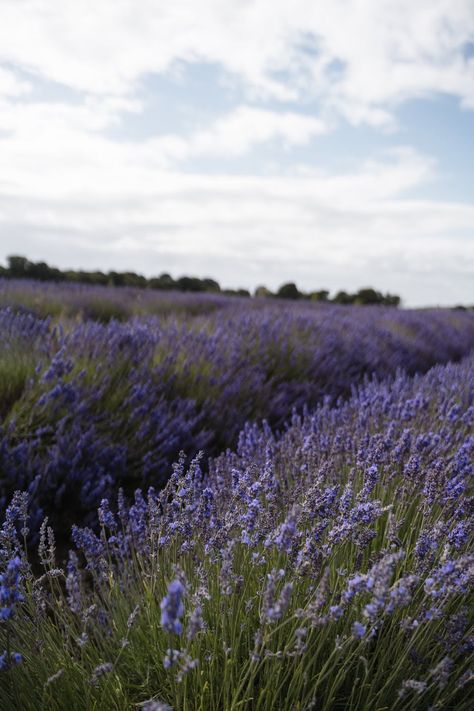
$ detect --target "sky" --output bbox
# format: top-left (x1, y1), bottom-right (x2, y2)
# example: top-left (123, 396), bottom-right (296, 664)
top-left (0, 1), bottom-right (473, 306)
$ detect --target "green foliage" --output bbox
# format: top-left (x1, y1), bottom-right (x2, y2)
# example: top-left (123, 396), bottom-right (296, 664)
top-left (2, 256), bottom-right (224, 295)
top-left (333, 290), bottom-right (354, 304)
top-left (71, 298), bottom-right (129, 323)
top-left (0, 352), bottom-right (36, 418)
top-left (254, 286), bottom-right (273, 298)
top-left (277, 282), bottom-right (302, 300)
top-left (309, 290), bottom-right (329, 302)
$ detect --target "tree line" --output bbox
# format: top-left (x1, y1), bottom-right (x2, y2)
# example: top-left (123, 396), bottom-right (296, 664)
top-left (263, 282), bottom-right (401, 306)
top-left (0, 255), bottom-right (400, 306)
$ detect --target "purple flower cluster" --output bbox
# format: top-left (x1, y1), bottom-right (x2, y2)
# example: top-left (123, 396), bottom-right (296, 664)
top-left (1, 297), bottom-right (473, 534)
top-left (0, 347), bottom-right (472, 705)
top-left (0, 556), bottom-right (23, 671)
top-left (0, 556), bottom-right (23, 621)
top-left (65, 354), bottom-right (473, 619)
top-left (160, 580), bottom-right (185, 635)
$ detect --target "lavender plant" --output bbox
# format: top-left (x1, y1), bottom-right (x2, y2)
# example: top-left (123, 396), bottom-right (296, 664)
top-left (0, 298), bottom-right (473, 530)
top-left (0, 355), bottom-right (472, 710)
top-left (0, 278), bottom-right (231, 322)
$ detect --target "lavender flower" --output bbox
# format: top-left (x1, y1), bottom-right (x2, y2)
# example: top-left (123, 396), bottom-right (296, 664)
top-left (429, 656), bottom-right (453, 690)
top-left (0, 651), bottom-right (22, 671)
top-left (186, 605), bottom-right (204, 641)
top-left (262, 570), bottom-right (293, 623)
top-left (267, 507), bottom-right (300, 553)
top-left (352, 621), bottom-right (366, 639)
top-left (66, 551), bottom-right (82, 614)
top-left (140, 701), bottom-right (173, 711)
top-left (398, 679), bottom-right (427, 697)
top-left (160, 580), bottom-right (185, 635)
top-left (90, 662), bottom-right (113, 687)
top-left (0, 556), bottom-right (23, 621)
top-left (163, 648), bottom-right (180, 669)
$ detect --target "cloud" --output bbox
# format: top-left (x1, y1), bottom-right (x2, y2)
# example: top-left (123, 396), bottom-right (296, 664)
top-left (0, 1), bottom-right (473, 122)
top-left (123, 106), bottom-right (330, 164)
top-left (0, 67), bottom-right (32, 98)
top-left (0, 98), bottom-right (328, 198)
top-left (0, 95), bottom-right (142, 136)
top-left (186, 107), bottom-right (329, 157)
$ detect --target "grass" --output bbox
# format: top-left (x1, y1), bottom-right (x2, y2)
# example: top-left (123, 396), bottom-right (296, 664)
top-left (0, 354), bottom-right (37, 419)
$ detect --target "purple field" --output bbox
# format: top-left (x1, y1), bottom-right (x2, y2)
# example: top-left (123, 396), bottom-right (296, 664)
top-left (0, 280), bottom-right (473, 710)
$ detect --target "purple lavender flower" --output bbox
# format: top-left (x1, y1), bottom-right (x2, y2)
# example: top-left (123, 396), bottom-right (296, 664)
top-left (98, 499), bottom-right (117, 531)
top-left (261, 570), bottom-right (293, 623)
top-left (186, 605), bottom-right (204, 641)
top-left (160, 580), bottom-right (185, 635)
top-left (267, 507), bottom-right (300, 553)
top-left (163, 648), bottom-right (180, 669)
top-left (448, 521), bottom-right (468, 549)
top-left (429, 656), bottom-right (453, 690)
top-left (398, 679), bottom-right (427, 697)
top-left (66, 551), bottom-right (82, 614)
top-left (90, 662), bottom-right (113, 687)
top-left (0, 556), bottom-right (23, 620)
top-left (0, 650), bottom-right (22, 671)
top-left (352, 621), bottom-right (366, 639)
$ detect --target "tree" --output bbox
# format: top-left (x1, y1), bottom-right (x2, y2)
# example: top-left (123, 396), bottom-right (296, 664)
top-left (176, 276), bottom-right (204, 292)
top-left (108, 271), bottom-right (126, 287)
top-left (277, 282), bottom-right (301, 300)
top-left (309, 290), bottom-right (329, 302)
top-left (7, 256), bottom-right (29, 277)
top-left (254, 286), bottom-right (273, 298)
top-left (201, 278), bottom-right (221, 293)
top-left (354, 288), bottom-right (383, 305)
top-left (224, 288), bottom-right (250, 297)
top-left (333, 291), bottom-right (354, 305)
top-left (384, 293), bottom-right (401, 307)
top-left (123, 272), bottom-right (147, 288)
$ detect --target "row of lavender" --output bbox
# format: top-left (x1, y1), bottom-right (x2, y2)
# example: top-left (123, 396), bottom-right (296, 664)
top-left (0, 277), bottom-right (238, 321)
top-left (1, 353), bottom-right (472, 709)
top-left (1, 302), bottom-right (474, 528)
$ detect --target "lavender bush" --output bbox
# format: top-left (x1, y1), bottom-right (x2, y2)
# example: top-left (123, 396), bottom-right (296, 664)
top-left (0, 297), bottom-right (473, 529)
top-left (0, 278), bottom-right (232, 322)
top-left (0, 355), bottom-right (472, 709)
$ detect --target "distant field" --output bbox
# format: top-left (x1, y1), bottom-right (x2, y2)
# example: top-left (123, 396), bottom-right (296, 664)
top-left (0, 277), bottom-right (233, 321)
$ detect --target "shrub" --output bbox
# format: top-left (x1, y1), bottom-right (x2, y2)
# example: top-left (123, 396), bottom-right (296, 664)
top-left (0, 356), bottom-right (472, 709)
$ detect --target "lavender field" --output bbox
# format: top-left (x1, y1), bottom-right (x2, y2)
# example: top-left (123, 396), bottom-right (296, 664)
top-left (0, 282), bottom-right (473, 710)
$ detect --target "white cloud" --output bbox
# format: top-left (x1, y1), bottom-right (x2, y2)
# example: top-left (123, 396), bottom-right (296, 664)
top-left (0, 96), bottom-right (142, 136)
top-left (0, 97), bottom-right (431, 201)
top-left (126, 106), bottom-right (329, 164)
top-left (0, 67), bottom-right (32, 98)
top-left (187, 107), bottom-right (329, 157)
top-left (0, 1), bottom-right (473, 120)
top-left (0, 99), bottom-right (327, 195)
